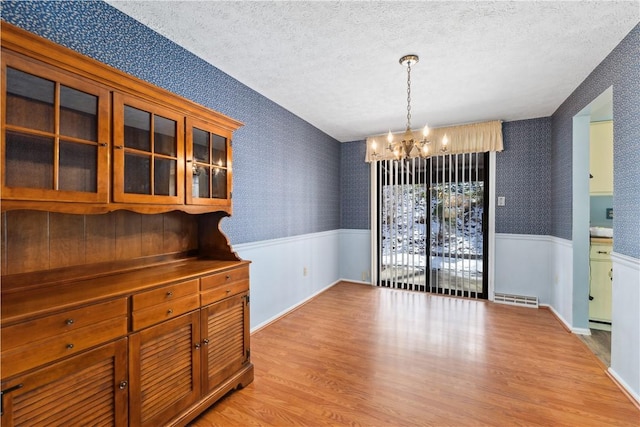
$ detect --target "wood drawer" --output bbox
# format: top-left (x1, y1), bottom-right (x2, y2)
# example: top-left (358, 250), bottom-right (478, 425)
top-left (1, 298), bottom-right (127, 351)
top-left (132, 279), bottom-right (199, 311)
top-left (590, 244), bottom-right (612, 261)
top-left (1, 316), bottom-right (127, 378)
top-left (201, 280), bottom-right (249, 306)
top-left (131, 294), bottom-right (200, 331)
top-left (201, 266), bottom-right (249, 291)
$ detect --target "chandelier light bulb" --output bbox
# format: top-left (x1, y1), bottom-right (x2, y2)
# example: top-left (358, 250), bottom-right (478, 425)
top-left (442, 134), bottom-right (449, 150)
top-left (423, 124), bottom-right (430, 137)
top-left (371, 139), bottom-right (377, 151)
top-left (387, 130), bottom-right (393, 144)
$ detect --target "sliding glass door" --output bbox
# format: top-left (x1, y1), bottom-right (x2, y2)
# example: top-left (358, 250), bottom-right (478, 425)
top-left (377, 152), bottom-right (488, 298)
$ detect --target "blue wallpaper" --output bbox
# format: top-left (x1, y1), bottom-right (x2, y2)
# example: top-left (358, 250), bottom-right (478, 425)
top-left (551, 23), bottom-right (639, 258)
top-left (340, 140), bottom-right (369, 230)
top-left (2, 2), bottom-right (637, 257)
top-left (1, 0), bottom-right (341, 244)
top-left (496, 118), bottom-right (552, 235)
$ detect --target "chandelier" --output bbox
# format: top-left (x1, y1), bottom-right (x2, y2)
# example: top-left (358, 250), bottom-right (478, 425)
top-left (373, 54), bottom-right (448, 160)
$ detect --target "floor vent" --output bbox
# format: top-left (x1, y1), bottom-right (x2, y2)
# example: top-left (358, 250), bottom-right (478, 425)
top-left (494, 293), bottom-right (538, 308)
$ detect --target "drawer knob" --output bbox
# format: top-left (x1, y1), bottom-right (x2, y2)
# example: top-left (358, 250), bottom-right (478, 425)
top-left (166, 291), bottom-right (173, 297)
top-left (203, 338), bottom-right (210, 345)
top-left (226, 289), bottom-right (231, 294)
top-left (66, 343), bottom-right (74, 349)
top-left (194, 343), bottom-right (201, 350)
top-left (119, 381), bottom-right (128, 390)
top-left (167, 309), bottom-right (173, 315)
top-left (65, 318), bottom-right (75, 326)
top-left (226, 275), bottom-right (231, 280)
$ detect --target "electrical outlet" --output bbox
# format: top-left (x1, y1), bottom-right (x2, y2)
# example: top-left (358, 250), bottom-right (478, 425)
top-left (303, 267), bottom-right (308, 276)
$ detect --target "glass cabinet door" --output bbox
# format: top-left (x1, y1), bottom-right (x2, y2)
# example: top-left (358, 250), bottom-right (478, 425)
top-left (113, 93), bottom-right (184, 204)
top-left (1, 52), bottom-right (110, 203)
top-left (185, 117), bottom-right (232, 208)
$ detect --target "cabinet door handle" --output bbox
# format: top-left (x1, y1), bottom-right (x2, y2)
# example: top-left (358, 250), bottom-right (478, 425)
top-left (194, 343), bottom-right (201, 350)
top-left (115, 145), bottom-right (123, 149)
top-left (119, 381), bottom-right (128, 390)
top-left (203, 338), bottom-right (210, 345)
top-left (597, 250), bottom-right (609, 254)
top-left (99, 142), bottom-right (108, 147)
top-left (65, 318), bottom-right (75, 326)
top-left (1, 384), bottom-right (23, 416)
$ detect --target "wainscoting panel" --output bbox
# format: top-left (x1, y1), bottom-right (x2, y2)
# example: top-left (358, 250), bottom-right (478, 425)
top-left (233, 230), bottom-right (340, 332)
top-left (494, 233), bottom-right (552, 304)
top-left (609, 252), bottom-right (640, 403)
top-left (549, 236), bottom-right (575, 331)
top-left (338, 229), bottom-right (371, 283)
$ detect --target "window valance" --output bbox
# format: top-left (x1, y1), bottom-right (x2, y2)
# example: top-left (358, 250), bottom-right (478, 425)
top-left (365, 120), bottom-right (503, 162)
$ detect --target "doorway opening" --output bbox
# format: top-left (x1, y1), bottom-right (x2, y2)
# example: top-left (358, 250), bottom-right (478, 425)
top-left (574, 86), bottom-right (613, 365)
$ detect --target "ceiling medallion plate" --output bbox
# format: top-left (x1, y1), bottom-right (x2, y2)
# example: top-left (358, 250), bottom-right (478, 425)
top-left (399, 54), bottom-right (419, 67)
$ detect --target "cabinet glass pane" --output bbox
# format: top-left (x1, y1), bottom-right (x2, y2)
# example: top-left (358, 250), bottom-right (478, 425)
top-left (211, 168), bottom-right (227, 199)
top-left (124, 106), bottom-right (151, 151)
top-left (124, 153), bottom-right (150, 194)
top-left (211, 134), bottom-right (227, 168)
top-left (5, 131), bottom-right (53, 189)
top-left (154, 158), bottom-right (177, 196)
top-left (6, 68), bottom-right (54, 132)
top-left (193, 165), bottom-right (210, 198)
top-left (60, 86), bottom-right (98, 141)
top-left (193, 128), bottom-right (210, 163)
top-left (154, 115), bottom-right (177, 157)
top-left (59, 141), bottom-right (97, 192)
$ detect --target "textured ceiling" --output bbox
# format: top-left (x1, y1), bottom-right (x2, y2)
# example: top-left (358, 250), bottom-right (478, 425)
top-left (106, 1), bottom-right (639, 142)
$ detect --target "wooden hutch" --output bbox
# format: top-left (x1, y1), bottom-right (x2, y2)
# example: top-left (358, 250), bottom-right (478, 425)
top-left (0, 23), bottom-right (253, 426)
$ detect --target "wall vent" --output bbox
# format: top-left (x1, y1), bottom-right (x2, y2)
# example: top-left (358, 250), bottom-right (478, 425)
top-left (494, 293), bottom-right (538, 308)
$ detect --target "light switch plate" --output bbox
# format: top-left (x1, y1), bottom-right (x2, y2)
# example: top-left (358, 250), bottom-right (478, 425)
top-left (497, 196), bottom-right (506, 206)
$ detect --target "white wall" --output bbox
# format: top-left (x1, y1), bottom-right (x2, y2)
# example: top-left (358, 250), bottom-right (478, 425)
top-left (494, 233), bottom-right (551, 304)
top-left (609, 252), bottom-right (640, 402)
top-left (339, 229), bottom-right (371, 283)
top-left (234, 230), bottom-right (340, 331)
top-left (549, 236), bottom-right (577, 332)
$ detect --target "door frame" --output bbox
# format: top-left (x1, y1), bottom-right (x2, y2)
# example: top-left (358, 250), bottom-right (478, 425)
top-left (369, 152), bottom-right (496, 298)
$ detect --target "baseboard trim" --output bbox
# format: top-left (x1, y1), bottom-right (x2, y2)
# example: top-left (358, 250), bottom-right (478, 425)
top-left (607, 367), bottom-right (640, 410)
top-left (250, 279), bottom-right (341, 334)
top-left (340, 278), bottom-right (372, 286)
top-left (540, 304), bottom-right (591, 335)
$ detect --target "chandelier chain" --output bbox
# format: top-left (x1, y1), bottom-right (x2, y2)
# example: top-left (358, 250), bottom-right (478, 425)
top-left (406, 61), bottom-right (412, 130)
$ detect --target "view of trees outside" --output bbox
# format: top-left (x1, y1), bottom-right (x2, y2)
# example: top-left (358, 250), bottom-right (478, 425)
top-left (380, 180), bottom-right (484, 294)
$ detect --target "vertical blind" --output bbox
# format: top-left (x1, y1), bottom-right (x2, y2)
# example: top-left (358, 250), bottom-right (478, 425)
top-left (378, 153), bottom-right (486, 298)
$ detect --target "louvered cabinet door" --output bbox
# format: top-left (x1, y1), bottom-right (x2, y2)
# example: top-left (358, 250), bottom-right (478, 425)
top-left (128, 311), bottom-right (200, 427)
top-left (201, 292), bottom-right (250, 394)
top-left (0, 338), bottom-right (128, 427)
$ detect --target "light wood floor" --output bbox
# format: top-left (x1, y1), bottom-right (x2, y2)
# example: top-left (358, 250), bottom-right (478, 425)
top-left (580, 328), bottom-right (612, 367)
top-left (191, 282), bottom-right (639, 426)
